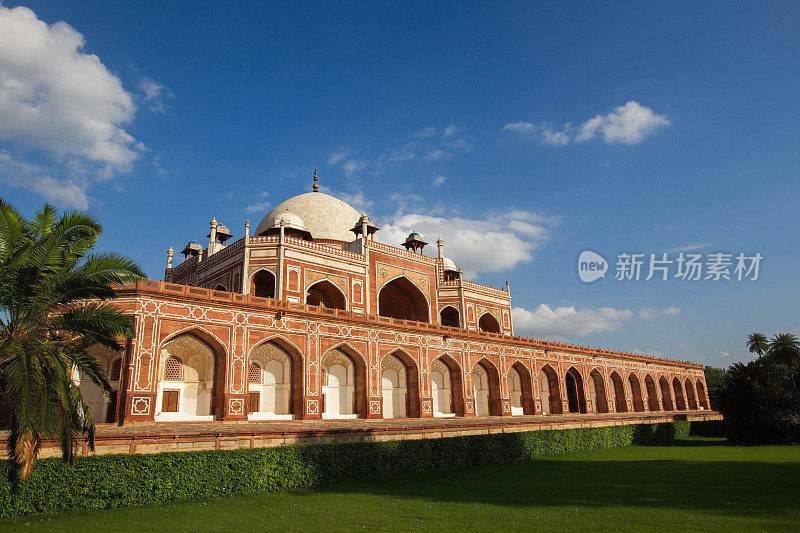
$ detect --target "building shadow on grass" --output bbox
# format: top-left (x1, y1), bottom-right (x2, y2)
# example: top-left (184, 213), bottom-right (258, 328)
top-left (311, 456), bottom-right (800, 518)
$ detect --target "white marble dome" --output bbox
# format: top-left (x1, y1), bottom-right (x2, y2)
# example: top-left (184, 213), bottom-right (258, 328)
top-left (255, 192), bottom-right (360, 242)
top-left (442, 257), bottom-right (458, 272)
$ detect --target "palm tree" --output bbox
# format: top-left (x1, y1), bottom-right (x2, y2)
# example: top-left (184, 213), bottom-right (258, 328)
top-left (0, 200), bottom-right (144, 480)
top-left (767, 333), bottom-right (800, 390)
top-left (746, 332), bottom-right (768, 358)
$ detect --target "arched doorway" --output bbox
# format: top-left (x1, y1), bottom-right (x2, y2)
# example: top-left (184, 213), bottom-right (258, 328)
top-left (378, 277), bottom-right (429, 323)
top-left (213, 283), bottom-right (228, 292)
top-left (659, 376), bottom-right (674, 411)
top-left (610, 371), bottom-right (627, 413)
top-left (321, 347), bottom-right (366, 419)
top-left (696, 379), bottom-right (709, 409)
top-left (247, 340), bottom-right (302, 420)
top-left (472, 359), bottom-right (501, 416)
top-left (478, 313), bottom-right (501, 334)
top-left (306, 280), bottom-right (347, 310)
top-left (565, 367), bottom-right (587, 414)
top-left (645, 374), bottom-right (660, 411)
top-left (684, 378), bottom-right (698, 410)
top-left (589, 370), bottom-right (608, 413)
top-left (251, 270), bottom-right (275, 298)
top-left (156, 332), bottom-right (225, 421)
top-left (440, 306), bottom-right (460, 328)
top-left (432, 355), bottom-right (464, 417)
top-left (508, 362), bottom-right (534, 415)
top-left (78, 344), bottom-right (122, 423)
top-left (381, 352), bottom-right (420, 418)
top-left (628, 373), bottom-right (645, 412)
top-left (538, 364), bottom-right (562, 415)
top-left (672, 377), bottom-right (687, 410)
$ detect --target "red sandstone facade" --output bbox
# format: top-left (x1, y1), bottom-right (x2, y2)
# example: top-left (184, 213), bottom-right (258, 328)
top-left (97, 185), bottom-right (709, 426)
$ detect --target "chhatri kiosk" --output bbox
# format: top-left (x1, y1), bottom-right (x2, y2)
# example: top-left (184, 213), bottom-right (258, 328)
top-left (87, 173), bottom-right (709, 426)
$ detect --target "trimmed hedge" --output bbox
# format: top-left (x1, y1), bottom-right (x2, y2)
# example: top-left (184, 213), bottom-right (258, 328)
top-left (689, 419), bottom-right (727, 438)
top-left (0, 422), bottom-right (689, 518)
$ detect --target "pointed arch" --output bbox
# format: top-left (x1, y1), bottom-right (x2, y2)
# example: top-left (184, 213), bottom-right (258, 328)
top-left (156, 329), bottom-right (228, 421)
top-left (247, 337), bottom-right (304, 418)
top-left (431, 353), bottom-right (465, 417)
top-left (509, 361), bottom-right (534, 415)
top-left (645, 374), bottom-right (660, 411)
top-left (380, 350), bottom-right (420, 418)
top-left (696, 379), bottom-right (709, 409)
top-left (472, 358), bottom-right (502, 416)
top-left (378, 276), bottom-right (430, 323)
top-left (589, 369), bottom-right (609, 413)
top-left (321, 343), bottom-right (366, 418)
top-left (565, 366), bottom-right (587, 414)
top-left (251, 269), bottom-right (276, 298)
top-left (538, 363), bottom-right (562, 415)
top-left (684, 378), bottom-right (698, 410)
top-left (659, 376), bottom-right (674, 411)
top-left (628, 373), bottom-right (645, 412)
top-left (609, 371), bottom-right (627, 413)
top-left (440, 305), bottom-right (460, 328)
top-left (306, 279), bottom-right (347, 310)
top-left (672, 377), bottom-right (687, 410)
top-left (212, 283), bottom-right (229, 292)
top-left (478, 312), bottom-right (501, 334)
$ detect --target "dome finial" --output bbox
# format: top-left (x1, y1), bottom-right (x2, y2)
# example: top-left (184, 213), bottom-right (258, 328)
top-left (312, 169), bottom-right (319, 192)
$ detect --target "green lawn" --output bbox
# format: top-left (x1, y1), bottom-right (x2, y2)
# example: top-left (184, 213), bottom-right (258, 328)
top-left (4, 438), bottom-right (799, 532)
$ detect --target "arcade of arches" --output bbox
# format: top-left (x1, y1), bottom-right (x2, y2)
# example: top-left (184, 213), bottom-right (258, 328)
top-left (103, 329), bottom-right (708, 423)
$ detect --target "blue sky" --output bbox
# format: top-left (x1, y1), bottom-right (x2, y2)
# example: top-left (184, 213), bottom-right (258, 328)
top-left (2, 1), bottom-right (799, 368)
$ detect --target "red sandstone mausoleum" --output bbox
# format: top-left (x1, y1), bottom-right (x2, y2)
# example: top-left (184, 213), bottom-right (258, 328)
top-left (80, 174), bottom-right (711, 429)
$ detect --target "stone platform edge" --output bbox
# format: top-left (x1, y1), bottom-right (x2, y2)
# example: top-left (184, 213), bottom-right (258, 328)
top-left (2, 411), bottom-right (722, 458)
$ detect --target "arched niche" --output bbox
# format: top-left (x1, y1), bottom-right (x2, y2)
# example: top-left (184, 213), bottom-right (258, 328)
top-left (672, 377), bottom-right (687, 410)
top-left (610, 371), bottom-right (628, 413)
top-left (478, 312), bottom-right (501, 334)
top-left (659, 376), bottom-right (674, 411)
top-left (440, 306), bottom-right (460, 328)
top-left (538, 364), bottom-right (562, 415)
top-left (306, 279), bottom-right (347, 310)
top-left (684, 378), bottom-right (698, 410)
top-left (321, 346), bottom-right (367, 419)
top-left (472, 359), bottom-right (502, 416)
top-left (247, 339), bottom-right (303, 420)
top-left (431, 354), bottom-right (465, 417)
top-left (251, 269), bottom-right (276, 299)
top-left (565, 366), bottom-right (587, 414)
top-left (378, 277), bottom-right (429, 323)
top-left (696, 379), bottom-right (709, 409)
top-left (589, 369), bottom-right (609, 413)
top-left (155, 331), bottom-right (226, 422)
top-left (78, 344), bottom-right (123, 424)
top-left (628, 373), bottom-right (645, 412)
top-left (645, 374), bottom-right (660, 411)
top-left (381, 351), bottom-right (420, 418)
top-left (508, 362), bottom-right (534, 415)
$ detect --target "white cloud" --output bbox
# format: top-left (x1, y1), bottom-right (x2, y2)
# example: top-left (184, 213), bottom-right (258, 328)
top-left (576, 101), bottom-right (669, 144)
top-left (432, 175), bottom-right (447, 188)
top-left (671, 243), bottom-right (711, 252)
top-left (512, 304), bottom-right (681, 340)
top-left (244, 190), bottom-right (270, 213)
top-left (328, 125), bottom-right (471, 178)
top-left (513, 304), bottom-right (635, 338)
top-left (721, 351), bottom-right (731, 358)
top-left (138, 77), bottom-right (172, 114)
top-left (318, 185), bottom-right (373, 212)
top-left (0, 6), bottom-right (146, 207)
top-left (378, 209), bottom-right (556, 278)
top-left (638, 306), bottom-right (681, 320)
top-left (503, 101), bottom-right (669, 147)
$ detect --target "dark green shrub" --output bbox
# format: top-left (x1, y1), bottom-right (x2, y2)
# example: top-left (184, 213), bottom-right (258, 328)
top-left (689, 419), bottom-right (727, 437)
top-left (0, 422), bottom-right (687, 518)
